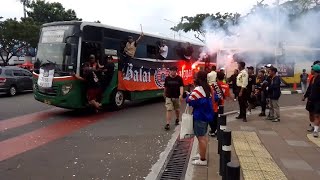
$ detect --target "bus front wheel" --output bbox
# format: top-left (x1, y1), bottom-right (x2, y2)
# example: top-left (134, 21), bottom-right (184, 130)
top-left (111, 90), bottom-right (125, 109)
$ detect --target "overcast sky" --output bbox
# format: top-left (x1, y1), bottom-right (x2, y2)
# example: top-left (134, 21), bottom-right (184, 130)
top-left (2, 0), bottom-right (276, 42)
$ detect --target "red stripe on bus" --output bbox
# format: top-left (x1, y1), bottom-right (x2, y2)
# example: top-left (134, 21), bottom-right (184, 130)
top-left (0, 112), bottom-right (110, 162)
top-left (0, 108), bottom-right (64, 132)
top-left (32, 73), bottom-right (76, 81)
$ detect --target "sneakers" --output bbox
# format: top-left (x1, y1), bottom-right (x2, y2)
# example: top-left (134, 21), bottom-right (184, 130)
top-left (247, 111), bottom-right (252, 115)
top-left (307, 126), bottom-right (314, 132)
top-left (259, 113), bottom-right (266, 117)
top-left (313, 131), bottom-right (319, 138)
top-left (175, 119), bottom-right (180, 125)
top-left (164, 124), bottom-right (170, 131)
top-left (208, 131), bottom-right (216, 137)
top-left (191, 153), bottom-right (201, 160)
top-left (192, 159), bottom-right (207, 166)
top-left (272, 118), bottom-right (280, 122)
top-left (266, 116), bottom-right (275, 120)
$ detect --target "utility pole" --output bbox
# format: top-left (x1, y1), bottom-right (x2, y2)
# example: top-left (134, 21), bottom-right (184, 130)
top-left (163, 18), bottom-right (177, 40)
top-left (275, 0), bottom-right (280, 68)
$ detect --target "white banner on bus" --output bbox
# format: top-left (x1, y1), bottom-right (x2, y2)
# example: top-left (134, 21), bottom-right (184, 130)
top-left (37, 69), bottom-right (54, 88)
top-left (41, 30), bottom-right (65, 43)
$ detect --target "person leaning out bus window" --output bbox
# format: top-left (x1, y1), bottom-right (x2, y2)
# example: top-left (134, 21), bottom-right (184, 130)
top-left (124, 33), bottom-right (144, 58)
top-left (74, 55), bottom-right (103, 111)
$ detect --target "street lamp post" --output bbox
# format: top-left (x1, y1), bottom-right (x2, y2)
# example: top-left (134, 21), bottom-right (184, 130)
top-left (275, 0), bottom-right (280, 68)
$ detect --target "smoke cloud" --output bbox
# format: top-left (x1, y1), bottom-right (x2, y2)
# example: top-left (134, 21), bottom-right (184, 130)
top-left (202, 5), bottom-right (320, 69)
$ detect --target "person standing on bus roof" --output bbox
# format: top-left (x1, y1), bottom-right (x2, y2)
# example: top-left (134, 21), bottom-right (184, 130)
top-left (124, 33), bottom-right (144, 58)
top-left (158, 40), bottom-right (168, 60)
top-left (164, 66), bottom-right (184, 130)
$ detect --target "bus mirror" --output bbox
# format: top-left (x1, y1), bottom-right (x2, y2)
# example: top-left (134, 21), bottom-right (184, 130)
top-left (65, 43), bottom-right (72, 56)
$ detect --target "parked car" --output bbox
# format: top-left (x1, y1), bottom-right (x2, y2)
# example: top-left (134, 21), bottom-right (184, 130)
top-left (0, 66), bottom-right (33, 96)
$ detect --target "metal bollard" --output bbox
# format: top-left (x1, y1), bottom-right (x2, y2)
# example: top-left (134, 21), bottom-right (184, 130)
top-left (217, 105), bottom-right (224, 140)
top-left (217, 115), bottom-right (227, 154)
top-left (226, 162), bottom-right (240, 180)
top-left (218, 105), bottom-right (224, 115)
top-left (219, 130), bottom-right (232, 178)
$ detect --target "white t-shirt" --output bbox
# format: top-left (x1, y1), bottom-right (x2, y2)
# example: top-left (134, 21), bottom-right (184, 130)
top-left (207, 71), bottom-right (217, 85)
top-left (160, 45), bottom-right (168, 58)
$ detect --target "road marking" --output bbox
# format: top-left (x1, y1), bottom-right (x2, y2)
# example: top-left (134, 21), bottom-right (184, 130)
top-left (0, 112), bottom-right (110, 162)
top-left (232, 131), bottom-right (287, 180)
top-left (0, 108), bottom-right (65, 132)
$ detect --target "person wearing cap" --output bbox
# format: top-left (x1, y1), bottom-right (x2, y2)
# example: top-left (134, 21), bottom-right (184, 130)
top-left (124, 33), bottom-right (144, 58)
top-left (236, 61), bottom-right (249, 122)
top-left (305, 63), bottom-right (320, 137)
top-left (267, 67), bottom-right (281, 122)
top-left (207, 65), bottom-right (217, 86)
top-left (256, 69), bottom-right (268, 116)
top-left (300, 69), bottom-right (308, 94)
top-left (246, 66), bottom-right (257, 115)
top-left (164, 66), bottom-right (184, 130)
top-left (303, 60), bottom-right (320, 133)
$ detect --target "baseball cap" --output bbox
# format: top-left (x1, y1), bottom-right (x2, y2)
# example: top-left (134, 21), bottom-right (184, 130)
top-left (265, 64), bottom-right (272, 68)
top-left (247, 66), bottom-right (254, 70)
top-left (270, 67), bottom-right (278, 72)
top-left (312, 64), bottom-right (320, 73)
top-left (169, 66), bottom-right (178, 71)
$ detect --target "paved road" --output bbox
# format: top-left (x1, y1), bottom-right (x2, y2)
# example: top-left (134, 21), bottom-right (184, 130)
top-left (0, 93), bottom-right (307, 180)
top-left (0, 93), bottom-right (52, 120)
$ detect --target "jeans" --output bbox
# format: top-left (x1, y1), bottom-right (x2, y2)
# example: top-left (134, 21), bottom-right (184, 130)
top-left (270, 99), bottom-right (280, 118)
top-left (301, 82), bottom-right (307, 94)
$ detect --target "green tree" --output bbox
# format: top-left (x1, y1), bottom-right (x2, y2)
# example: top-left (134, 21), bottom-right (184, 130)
top-left (27, 0), bottom-right (81, 25)
top-left (0, 18), bottom-right (39, 65)
top-left (171, 12), bottom-right (240, 42)
top-left (19, 0), bottom-right (31, 18)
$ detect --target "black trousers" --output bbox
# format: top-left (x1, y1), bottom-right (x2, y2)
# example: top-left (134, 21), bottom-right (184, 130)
top-left (209, 113), bottom-right (219, 133)
top-left (260, 91), bottom-right (267, 113)
top-left (238, 88), bottom-right (248, 119)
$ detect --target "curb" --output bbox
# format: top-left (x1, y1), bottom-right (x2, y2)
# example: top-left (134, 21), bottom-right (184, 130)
top-left (281, 90), bottom-right (303, 94)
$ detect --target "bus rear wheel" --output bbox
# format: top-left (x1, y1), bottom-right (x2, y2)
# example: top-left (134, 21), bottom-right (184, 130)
top-left (111, 90), bottom-right (125, 109)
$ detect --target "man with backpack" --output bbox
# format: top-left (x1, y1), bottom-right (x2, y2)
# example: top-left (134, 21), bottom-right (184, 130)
top-left (300, 69), bottom-right (308, 94)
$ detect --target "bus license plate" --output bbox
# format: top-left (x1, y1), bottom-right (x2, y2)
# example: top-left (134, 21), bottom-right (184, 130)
top-left (44, 99), bottom-right (51, 105)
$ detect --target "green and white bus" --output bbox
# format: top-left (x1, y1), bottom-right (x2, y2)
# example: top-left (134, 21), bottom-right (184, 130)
top-left (33, 21), bottom-right (205, 109)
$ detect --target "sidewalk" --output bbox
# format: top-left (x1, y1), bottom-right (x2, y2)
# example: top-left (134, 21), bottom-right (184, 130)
top-left (187, 105), bottom-right (320, 180)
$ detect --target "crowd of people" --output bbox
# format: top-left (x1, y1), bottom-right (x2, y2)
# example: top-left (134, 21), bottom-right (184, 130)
top-left (163, 61), bottom-right (286, 166)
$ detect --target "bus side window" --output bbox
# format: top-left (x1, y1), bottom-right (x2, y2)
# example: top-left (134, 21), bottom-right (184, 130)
top-left (146, 45), bottom-right (157, 59)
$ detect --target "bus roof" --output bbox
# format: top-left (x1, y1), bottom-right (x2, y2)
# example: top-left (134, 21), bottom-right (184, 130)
top-left (42, 21), bottom-right (205, 46)
top-left (218, 46), bottom-right (320, 52)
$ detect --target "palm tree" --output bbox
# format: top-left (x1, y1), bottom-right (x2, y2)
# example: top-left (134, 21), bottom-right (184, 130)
top-left (19, 0), bottom-right (30, 18)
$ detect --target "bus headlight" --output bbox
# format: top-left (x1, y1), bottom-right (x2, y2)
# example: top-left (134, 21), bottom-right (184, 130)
top-left (61, 84), bottom-right (72, 95)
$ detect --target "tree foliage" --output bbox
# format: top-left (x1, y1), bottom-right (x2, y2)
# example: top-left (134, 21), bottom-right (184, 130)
top-left (27, 0), bottom-right (81, 25)
top-left (0, 0), bottom-right (81, 65)
top-left (0, 18), bottom-right (39, 65)
top-left (172, 12), bottom-right (240, 42)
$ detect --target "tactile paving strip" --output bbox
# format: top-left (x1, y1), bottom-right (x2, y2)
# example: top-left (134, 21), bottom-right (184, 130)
top-left (307, 134), bottom-right (320, 147)
top-left (232, 131), bottom-right (288, 180)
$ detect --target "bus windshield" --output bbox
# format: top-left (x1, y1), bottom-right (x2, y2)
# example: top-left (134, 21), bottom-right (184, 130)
top-left (37, 43), bottom-right (66, 65)
top-left (35, 25), bottom-right (79, 75)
